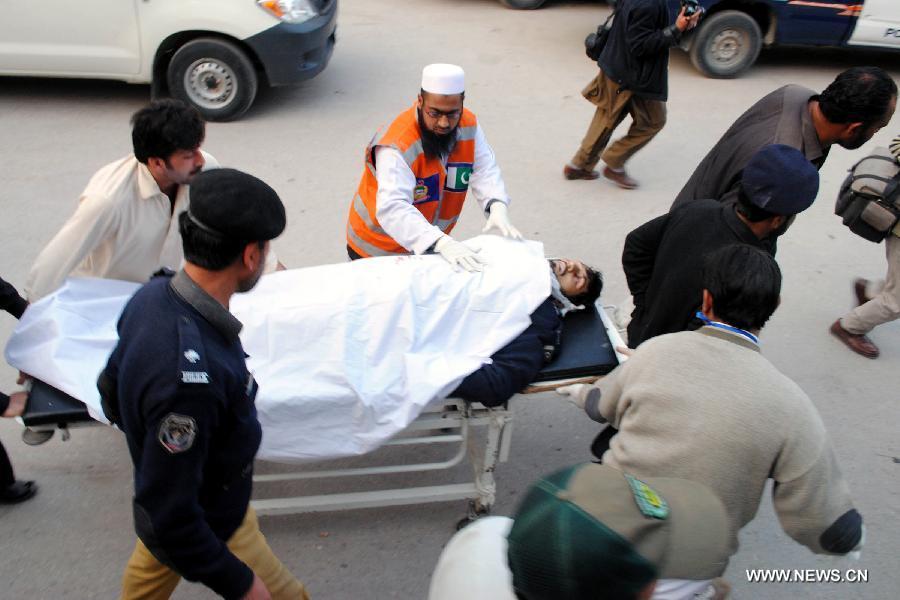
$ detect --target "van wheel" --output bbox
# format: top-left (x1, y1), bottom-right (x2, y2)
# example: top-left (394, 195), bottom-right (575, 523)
top-left (500, 0), bottom-right (546, 8)
top-left (689, 11), bottom-right (762, 78)
top-left (167, 38), bottom-right (258, 122)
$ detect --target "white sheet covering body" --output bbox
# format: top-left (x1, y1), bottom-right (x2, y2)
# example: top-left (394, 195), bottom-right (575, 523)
top-left (6, 236), bottom-right (550, 461)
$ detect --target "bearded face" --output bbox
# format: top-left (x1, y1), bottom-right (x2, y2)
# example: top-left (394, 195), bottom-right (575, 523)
top-left (417, 91), bottom-right (464, 159)
top-left (418, 109), bottom-right (458, 158)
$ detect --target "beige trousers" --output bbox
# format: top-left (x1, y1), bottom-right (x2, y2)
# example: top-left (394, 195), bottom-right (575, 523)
top-left (841, 234), bottom-right (900, 334)
top-left (571, 70), bottom-right (667, 171)
top-left (121, 507), bottom-right (308, 600)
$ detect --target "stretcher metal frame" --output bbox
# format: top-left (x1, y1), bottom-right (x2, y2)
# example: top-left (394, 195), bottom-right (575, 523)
top-left (249, 305), bottom-right (626, 521)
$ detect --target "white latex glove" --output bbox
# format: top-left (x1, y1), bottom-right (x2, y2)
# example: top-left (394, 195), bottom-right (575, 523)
top-left (482, 202), bottom-right (523, 240)
top-left (434, 236), bottom-right (485, 272)
top-left (556, 383), bottom-right (590, 409)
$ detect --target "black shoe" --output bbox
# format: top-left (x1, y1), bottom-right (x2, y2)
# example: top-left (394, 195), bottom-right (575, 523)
top-left (0, 480), bottom-right (38, 504)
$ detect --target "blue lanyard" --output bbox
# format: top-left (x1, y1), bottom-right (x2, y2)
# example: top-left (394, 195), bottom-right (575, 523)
top-left (694, 312), bottom-right (760, 346)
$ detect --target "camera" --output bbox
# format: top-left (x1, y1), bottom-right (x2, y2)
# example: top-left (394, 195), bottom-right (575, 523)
top-left (680, 0), bottom-right (701, 17)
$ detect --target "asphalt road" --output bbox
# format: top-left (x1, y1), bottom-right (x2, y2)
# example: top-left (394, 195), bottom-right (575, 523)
top-left (1, 0), bottom-right (899, 598)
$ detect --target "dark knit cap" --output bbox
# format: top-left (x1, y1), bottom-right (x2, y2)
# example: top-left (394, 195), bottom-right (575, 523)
top-left (187, 168), bottom-right (286, 241)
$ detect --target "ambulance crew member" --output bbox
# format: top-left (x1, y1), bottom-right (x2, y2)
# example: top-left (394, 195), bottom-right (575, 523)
top-left (346, 63), bottom-right (522, 272)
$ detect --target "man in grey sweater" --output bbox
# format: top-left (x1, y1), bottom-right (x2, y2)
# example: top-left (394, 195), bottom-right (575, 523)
top-left (559, 244), bottom-right (863, 560)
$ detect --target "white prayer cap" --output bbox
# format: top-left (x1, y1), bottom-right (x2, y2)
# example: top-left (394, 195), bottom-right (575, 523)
top-left (421, 64), bottom-right (465, 95)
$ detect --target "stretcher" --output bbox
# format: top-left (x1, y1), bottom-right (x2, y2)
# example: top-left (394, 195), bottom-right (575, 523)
top-left (19, 301), bottom-right (624, 523)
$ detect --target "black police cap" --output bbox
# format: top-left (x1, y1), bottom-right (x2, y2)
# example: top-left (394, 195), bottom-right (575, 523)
top-left (187, 168), bottom-right (286, 241)
top-left (741, 144), bottom-right (819, 216)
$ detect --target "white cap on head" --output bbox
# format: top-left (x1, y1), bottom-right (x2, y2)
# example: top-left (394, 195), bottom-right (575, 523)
top-left (421, 64), bottom-right (465, 95)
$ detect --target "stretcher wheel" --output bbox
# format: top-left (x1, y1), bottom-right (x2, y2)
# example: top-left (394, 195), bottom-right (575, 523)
top-left (456, 499), bottom-right (492, 531)
top-left (22, 428), bottom-right (54, 446)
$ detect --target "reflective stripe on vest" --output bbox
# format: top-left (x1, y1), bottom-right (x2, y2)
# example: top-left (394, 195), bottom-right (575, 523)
top-left (347, 223), bottom-right (399, 258)
top-left (402, 141), bottom-right (425, 167)
top-left (352, 193), bottom-right (387, 235)
top-left (436, 216), bottom-right (459, 230)
top-left (457, 125), bottom-right (477, 142)
top-left (347, 105), bottom-right (478, 257)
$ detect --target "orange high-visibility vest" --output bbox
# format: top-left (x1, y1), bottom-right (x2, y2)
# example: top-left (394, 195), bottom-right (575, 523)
top-left (347, 104), bottom-right (478, 257)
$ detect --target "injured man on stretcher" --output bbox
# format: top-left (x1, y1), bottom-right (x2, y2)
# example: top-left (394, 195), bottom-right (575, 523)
top-left (6, 236), bottom-right (602, 462)
top-left (451, 256), bottom-right (601, 407)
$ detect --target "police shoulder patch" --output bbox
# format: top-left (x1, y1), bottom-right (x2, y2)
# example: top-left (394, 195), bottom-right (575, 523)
top-left (625, 473), bottom-right (669, 520)
top-left (158, 413), bottom-right (197, 454)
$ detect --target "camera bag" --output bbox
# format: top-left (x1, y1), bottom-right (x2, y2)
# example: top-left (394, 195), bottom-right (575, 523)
top-left (835, 147), bottom-right (900, 243)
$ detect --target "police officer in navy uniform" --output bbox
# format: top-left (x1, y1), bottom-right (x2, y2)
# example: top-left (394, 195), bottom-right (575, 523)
top-left (98, 169), bottom-right (308, 600)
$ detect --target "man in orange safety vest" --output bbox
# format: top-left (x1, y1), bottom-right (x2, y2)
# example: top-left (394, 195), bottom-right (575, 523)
top-left (346, 63), bottom-right (522, 272)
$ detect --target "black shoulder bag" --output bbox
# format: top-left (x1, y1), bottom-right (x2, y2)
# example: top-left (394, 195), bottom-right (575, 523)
top-left (585, 11), bottom-right (616, 61)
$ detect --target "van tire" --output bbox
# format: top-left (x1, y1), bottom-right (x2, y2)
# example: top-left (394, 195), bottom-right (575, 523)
top-left (500, 0), bottom-right (546, 8)
top-left (689, 11), bottom-right (762, 78)
top-left (167, 38), bottom-right (258, 122)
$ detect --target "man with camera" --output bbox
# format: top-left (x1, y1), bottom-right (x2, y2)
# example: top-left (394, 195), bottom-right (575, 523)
top-left (563, 0), bottom-right (701, 189)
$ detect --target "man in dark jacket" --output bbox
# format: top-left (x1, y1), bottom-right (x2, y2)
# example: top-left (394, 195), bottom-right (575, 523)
top-left (623, 145), bottom-right (818, 348)
top-left (99, 170), bottom-right (307, 599)
top-left (563, 0), bottom-right (700, 189)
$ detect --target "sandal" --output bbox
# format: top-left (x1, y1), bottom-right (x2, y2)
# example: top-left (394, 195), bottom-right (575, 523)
top-left (0, 480), bottom-right (38, 504)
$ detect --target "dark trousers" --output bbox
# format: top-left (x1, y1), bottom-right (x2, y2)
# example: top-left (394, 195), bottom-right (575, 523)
top-left (0, 441), bottom-right (14, 488)
top-left (0, 392), bottom-right (13, 487)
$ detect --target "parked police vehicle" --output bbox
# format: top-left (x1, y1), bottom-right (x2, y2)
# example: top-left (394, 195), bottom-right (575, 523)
top-left (506, 0), bottom-right (898, 80)
top-left (676, 0), bottom-right (899, 77)
top-left (0, 0), bottom-right (337, 121)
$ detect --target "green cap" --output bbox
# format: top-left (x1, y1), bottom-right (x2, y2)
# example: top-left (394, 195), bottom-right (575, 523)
top-left (507, 463), bottom-right (731, 599)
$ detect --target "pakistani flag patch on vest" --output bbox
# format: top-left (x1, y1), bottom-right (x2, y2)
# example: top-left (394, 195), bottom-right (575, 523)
top-left (445, 163), bottom-right (473, 192)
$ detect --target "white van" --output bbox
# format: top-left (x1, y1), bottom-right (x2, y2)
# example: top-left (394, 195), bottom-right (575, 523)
top-left (0, 0), bottom-right (338, 121)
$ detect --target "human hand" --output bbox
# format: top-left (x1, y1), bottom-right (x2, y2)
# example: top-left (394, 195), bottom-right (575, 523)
top-left (675, 6), bottom-right (702, 31)
top-left (2, 391), bottom-right (28, 418)
top-left (240, 574), bottom-right (271, 600)
top-left (615, 346), bottom-right (634, 358)
top-left (482, 202), bottom-right (523, 240)
top-left (16, 371), bottom-right (33, 386)
top-left (556, 383), bottom-right (590, 409)
top-left (435, 237), bottom-right (486, 273)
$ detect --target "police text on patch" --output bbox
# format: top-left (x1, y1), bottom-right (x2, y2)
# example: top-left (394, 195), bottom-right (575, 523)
top-left (182, 370), bottom-right (210, 384)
